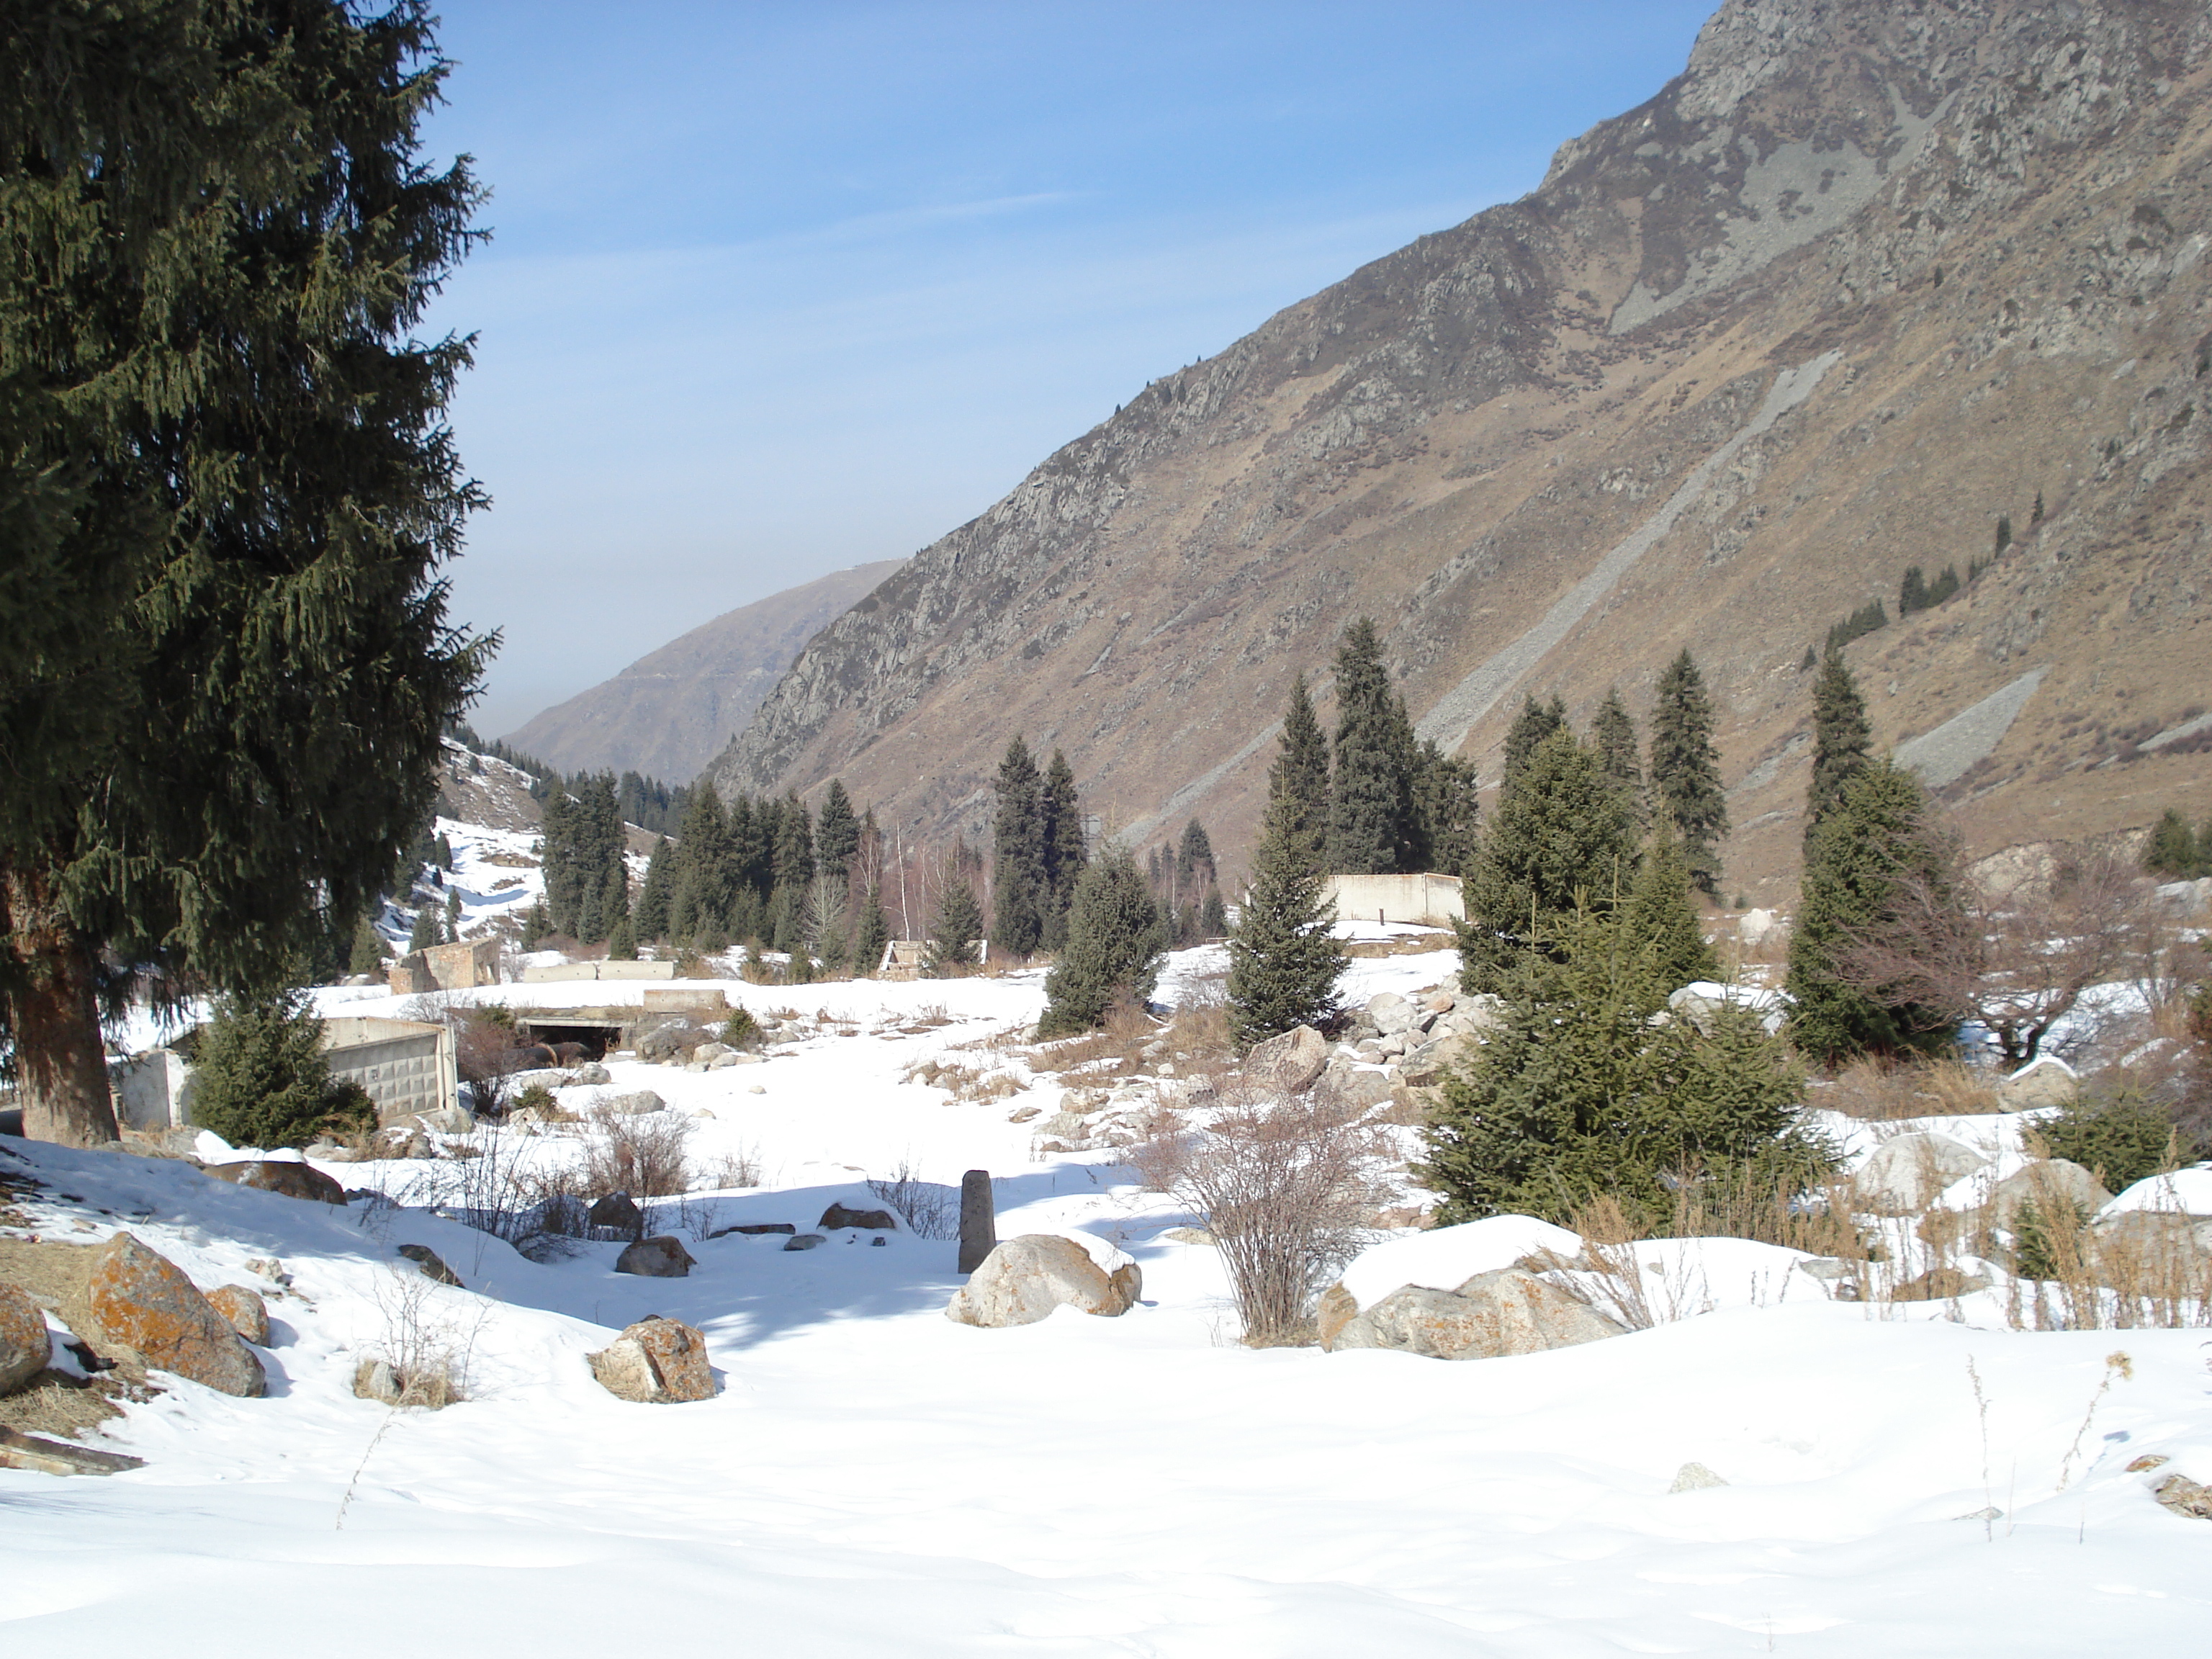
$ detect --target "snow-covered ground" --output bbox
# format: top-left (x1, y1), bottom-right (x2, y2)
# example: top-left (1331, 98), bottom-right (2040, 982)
top-left (8, 953), bottom-right (2211, 1655)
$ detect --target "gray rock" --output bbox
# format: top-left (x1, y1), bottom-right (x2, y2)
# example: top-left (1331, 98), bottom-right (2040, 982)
top-left (1058, 1087), bottom-right (1109, 1115)
top-left (1991, 1159), bottom-right (2112, 1232)
top-left (1326, 1268), bottom-right (1624, 1359)
top-left (572, 1062), bottom-right (612, 1086)
top-left (819, 1202), bottom-right (896, 1231)
top-left (945, 1235), bottom-right (1141, 1327)
top-left (588, 1316), bottom-right (716, 1403)
top-left (0, 1424), bottom-right (145, 1477)
top-left (602, 1089), bottom-right (666, 1117)
top-left (352, 1356), bottom-right (403, 1405)
top-left (1997, 1055), bottom-right (2079, 1112)
top-left (782, 1233), bottom-right (825, 1251)
top-left (1367, 992), bottom-right (1416, 1035)
top-left (0, 1282), bottom-right (49, 1396)
top-left (2088, 1210), bottom-right (2212, 1285)
top-left (1889, 1267), bottom-right (1992, 1301)
top-left (588, 1192), bottom-right (644, 1238)
top-left (205, 1284), bottom-right (270, 1345)
top-left (1851, 1131), bottom-right (1990, 1215)
top-left (1036, 1112), bottom-right (1090, 1141)
top-left (693, 1041), bottom-right (732, 1063)
top-left (408, 1105), bottom-right (475, 1135)
top-left (1669, 1462), bottom-right (1729, 1493)
top-left (1244, 1025), bottom-right (1328, 1095)
top-left (614, 1236), bottom-right (696, 1277)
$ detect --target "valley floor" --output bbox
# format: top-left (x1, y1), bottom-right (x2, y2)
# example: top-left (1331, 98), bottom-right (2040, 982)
top-left (5, 962), bottom-right (2208, 1655)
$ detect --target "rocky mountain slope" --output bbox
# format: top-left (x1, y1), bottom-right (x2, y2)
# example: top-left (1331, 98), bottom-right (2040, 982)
top-left (505, 559), bottom-right (904, 781)
top-left (707, 0), bottom-right (2212, 899)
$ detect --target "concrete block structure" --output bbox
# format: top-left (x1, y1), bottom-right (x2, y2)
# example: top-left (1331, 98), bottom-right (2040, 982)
top-left (387, 937), bottom-right (502, 995)
top-left (1321, 872), bottom-right (1465, 928)
top-left (319, 1016), bottom-right (457, 1126)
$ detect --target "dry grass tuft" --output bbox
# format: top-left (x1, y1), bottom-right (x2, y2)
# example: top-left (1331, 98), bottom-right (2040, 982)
top-left (1817, 1053), bottom-right (2005, 1120)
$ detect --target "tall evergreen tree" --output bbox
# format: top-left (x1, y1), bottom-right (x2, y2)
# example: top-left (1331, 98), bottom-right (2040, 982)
top-left (924, 861), bottom-right (984, 974)
top-left (1327, 618), bottom-right (1416, 873)
top-left (1805, 644), bottom-right (1873, 848)
top-left (1786, 760), bottom-right (1959, 1064)
top-left (1411, 739), bottom-right (1481, 876)
top-left (634, 837), bottom-right (674, 941)
top-left (668, 784), bottom-right (729, 941)
top-left (2144, 809), bottom-right (2203, 880)
top-left (1620, 824), bottom-right (1719, 992)
top-left (768, 792), bottom-right (814, 950)
top-left (1647, 649), bottom-right (1728, 896)
top-left (991, 737), bottom-right (1045, 956)
top-left (1226, 791), bottom-right (1347, 1050)
top-left (1039, 749), bottom-right (1087, 947)
top-left (1273, 674), bottom-right (1332, 866)
top-left (1038, 844), bottom-right (1168, 1038)
top-left (347, 915), bottom-right (387, 977)
top-left (0, 1), bottom-right (485, 1145)
top-left (852, 884), bottom-right (891, 977)
top-left (1593, 688), bottom-right (1643, 819)
top-left (1499, 695), bottom-right (1566, 801)
top-left (815, 780), bottom-right (860, 883)
top-left (1457, 726), bottom-right (1637, 993)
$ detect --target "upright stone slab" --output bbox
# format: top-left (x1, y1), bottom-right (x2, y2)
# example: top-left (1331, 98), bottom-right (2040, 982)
top-left (958, 1169), bottom-right (997, 1274)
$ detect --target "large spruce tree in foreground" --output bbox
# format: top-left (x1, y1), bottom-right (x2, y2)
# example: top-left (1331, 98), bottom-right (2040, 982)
top-left (1228, 792), bottom-right (1347, 1051)
top-left (0, 3), bottom-right (486, 1145)
top-left (1648, 649), bottom-right (1728, 896)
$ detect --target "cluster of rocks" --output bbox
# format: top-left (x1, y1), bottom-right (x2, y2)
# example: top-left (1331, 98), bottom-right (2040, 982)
top-left (1336, 990), bottom-right (1501, 1088)
top-left (1316, 1263), bottom-right (1624, 1362)
top-left (1022, 1079), bottom-right (1176, 1151)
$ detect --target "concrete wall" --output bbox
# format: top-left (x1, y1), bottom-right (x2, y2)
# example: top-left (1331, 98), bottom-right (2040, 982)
top-left (518, 960), bottom-right (677, 984)
top-left (320, 1016), bottom-right (457, 1125)
top-left (1322, 872), bottom-right (1465, 927)
top-left (388, 938), bottom-right (502, 995)
top-left (109, 1049), bottom-right (192, 1131)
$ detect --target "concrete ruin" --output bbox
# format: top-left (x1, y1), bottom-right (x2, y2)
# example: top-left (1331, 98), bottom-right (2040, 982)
top-left (1321, 873), bottom-right (1465, 929)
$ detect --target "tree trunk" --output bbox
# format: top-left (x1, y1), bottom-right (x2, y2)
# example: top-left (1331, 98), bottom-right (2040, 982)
top-left (1, 863), bottom-right (120, 1147)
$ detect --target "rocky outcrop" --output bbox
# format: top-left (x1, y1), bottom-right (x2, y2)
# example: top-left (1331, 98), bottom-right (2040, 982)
top-left (86, 1233), bottom-right (264, 1398)
top-left (1851, 1133), bottom-right (1990, 1215)
top-left (702, 0), bottom-right (2212, 904)
top-left (1243, 1026), bottom-right (1328, 1096)
top-left (1325, 1267), bottom-right (1624, 1360)
top-left (945, 1236), bottom-right (1141, 1328)
top-left (588, 1316), bottom-right (718, 1403)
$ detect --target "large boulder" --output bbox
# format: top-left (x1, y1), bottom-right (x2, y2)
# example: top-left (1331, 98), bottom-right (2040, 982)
top-left (819, 1202), bottom-right (896, 1231)
top-left (1851, 1132), bottom-right (1990, 1215)
top-left (588, 1192), bottom-right (645, 1237)
top-left (588, 1316), bottom-right (717, 1403)
top-left (1325, 1267), bottom-right (1624, 1359)
top-left (1244, 1025), bottom-right (1328, 1095)
top-left (1366, 993), bottom-right (1416, 1036)
top-left (1991, 1159), bottom-right (2112, 1232)
top-left (945, 1235), bottom-right (1141, 1328)
top-left (86, 1233), bottom-right (265, 1397)
top-left (601, 1089), bottom-right (666, 1117)
top-left (204, 1285), bottom-right (269, 1345)
top-left (204, 1159), bottom-right (346, 1205)
top-left (614, 1236), bottom-right (696, 1277)
top-left (0, 1281), bottom-right (49, 1395)
top-left (2087, 1210), bottom-right (2212, 1285)
top-left (1997, 1055), bottom-right (2079, 1112)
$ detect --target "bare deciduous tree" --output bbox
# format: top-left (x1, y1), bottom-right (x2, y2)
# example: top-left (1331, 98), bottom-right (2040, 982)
top-left (1837, 827), bottom-right (2156, 1068)
top-left (1135, 1086), bottom-right (1390, 1345)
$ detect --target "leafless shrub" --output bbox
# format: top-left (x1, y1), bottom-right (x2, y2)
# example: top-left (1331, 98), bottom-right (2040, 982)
top-left (453, 1015), bottom-right (534, 1116)
top-left (579, 1109), bottom-right (694, 1200)
top-left (899, 1055), bottom-right (1023, 1101)
top-left (867, 1156), bottom-right (958, 1239)
top-left (690, 1143), bottom-right (763, 1192)
top-left (1133, 1084), bottom-right (1390, 1346)
top-left (369, 1263), bottom-right (485, 1409)
top-left (1836, 832), bottom-right (2158, 1069)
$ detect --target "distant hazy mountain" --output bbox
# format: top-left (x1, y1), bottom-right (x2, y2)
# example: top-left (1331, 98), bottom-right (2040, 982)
top-left (504, 560), bottom-right (903, 782)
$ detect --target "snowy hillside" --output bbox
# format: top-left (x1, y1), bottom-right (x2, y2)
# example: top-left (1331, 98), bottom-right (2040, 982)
top-left (8, 944), bottom-right (2212, 1655)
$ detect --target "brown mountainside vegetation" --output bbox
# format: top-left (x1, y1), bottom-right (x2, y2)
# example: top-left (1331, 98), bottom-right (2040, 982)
top-left (706, 0), bottom-right (2212, 896)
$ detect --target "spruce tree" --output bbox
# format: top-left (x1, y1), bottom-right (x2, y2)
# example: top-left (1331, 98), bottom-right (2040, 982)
top-left (1327, 619), bottom-right (1415, 873)
top-left (1040, 749), bottom-right (1087, 947)
top-left (1457, 726), bottom-right (1636, 993)
top-left (348, 916), bottom-right (387, 977)
top-left (606, 913), bottom-right (637, 961)
top-left (1621, 824), bottom-right (1719, 992)
top-left (1592, 688), bottom-right (1642, 819)
top-left (443, 890), bottom-right (463, 942)
top-left (815, 780), bottom-right (860, 883)
top-left (2143, 808), bottom-right (2200, 879)
top-left (1786, 760), bottom-right (1959, 1064)
top-left (991, 737), bottom-right (1045, 956)
top-left (1226, 792), bottom-right (1347, 1050)
top-left (1412, 739), bottom-right (1482, 876)
top-left (853, 884), bottom-right (890, 976)
top-left (1499, 695), bottom-right (1565, 801)
top-left (1038, 844), bottom-right (1168, 1038)
top-left (925, 864), bottom-right (984, 974)
top-left (189, 988), bottom-right (373, 1151)
top-left (633, 837), bottom-right (674, 941)
top-left (407, 904), bottom-right (439, 955)
top-left (0, 2), bottom-right (485, 1144)
top-left (1273, 674), bottom-right (1332, 866)
top-left (1806, 644), bottom-right (1873, 848)
top-left (1648, 649), bottom-right (1728, 896)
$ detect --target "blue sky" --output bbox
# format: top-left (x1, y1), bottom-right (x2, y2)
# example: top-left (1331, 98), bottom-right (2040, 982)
top-left (421, 1), bottom-right (1719, 744)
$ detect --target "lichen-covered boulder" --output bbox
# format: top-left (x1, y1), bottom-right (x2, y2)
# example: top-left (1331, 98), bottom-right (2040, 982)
top-left (205, 1285), bottom-right (270, 1345)
top-left (0, 1281), bottom-right (50, 1395)
top-left (1243, 1025), bottom-right (1328, 1095)
top-left (204, 1160), bottom-right (346, 1205)
top-left (1326, 1268), bottom-right (1624, 1359)
top-left (614, 1236), bottom-right (696, 1277)
top-left (86, 1233), bottom-right (264, 1397)
top-left (587, 1316), bottom-right (717, 1403)
top-left (945, 1236), bottom-right (1140, 1328)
